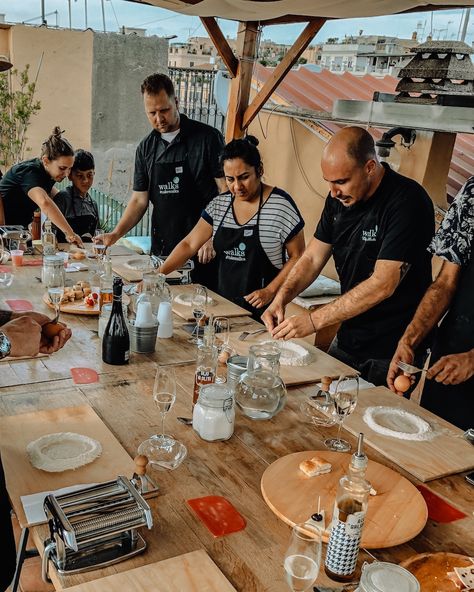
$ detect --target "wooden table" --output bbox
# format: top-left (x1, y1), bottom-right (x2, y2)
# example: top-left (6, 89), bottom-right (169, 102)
top-left (1, 254), bottom-right (473, 592)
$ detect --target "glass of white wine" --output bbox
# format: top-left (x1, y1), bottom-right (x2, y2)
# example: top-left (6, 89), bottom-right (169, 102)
top-left (284, 522), bottom-right (322, 591)
top-left (324, 375), bottom-right (359, 452)
top-left (45, 265), bottom-right (65, 324)
top-left (189, 284), bottom-right (207, 344)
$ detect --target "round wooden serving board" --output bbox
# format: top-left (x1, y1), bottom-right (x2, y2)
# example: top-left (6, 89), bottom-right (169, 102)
top-left (261, 450), bottom-right (427, 549)
top-left (43, 293), bottom-right (130, 316)
top-left (400, 552), bottom-right (473, 592)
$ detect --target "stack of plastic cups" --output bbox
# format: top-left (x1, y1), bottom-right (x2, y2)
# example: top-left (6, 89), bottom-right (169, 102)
top-left (157, 301), bottom-right (173, 338)
top-left (129, 300), bottom-right (158, 353)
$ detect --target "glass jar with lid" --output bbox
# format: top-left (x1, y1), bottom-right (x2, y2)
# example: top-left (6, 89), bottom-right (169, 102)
top-left (192, 384), bottom-right (235, 441)
top-left (42, 255), bottom-right (65, 285)
top-left (235, 341), bottom-right (287, 420)
top-left (356, 561), bottom-right (420, 592)
top-left (138, 272), bottom-right (171, 317)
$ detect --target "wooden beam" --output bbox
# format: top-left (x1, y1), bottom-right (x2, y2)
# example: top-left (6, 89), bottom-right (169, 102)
top-left (262, 14), bottom-right (329, 26)
top-left (200, 17), bottom-right (238, 78)
top-left (225, 21), bottom-right (259, 141)
top-left (242, 18), bottom-right (326, 131)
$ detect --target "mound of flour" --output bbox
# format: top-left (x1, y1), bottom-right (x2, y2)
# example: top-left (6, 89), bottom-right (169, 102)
top-left (27, 432), bottom-right (102, 472)
top-left (174, 293), bottom-right (215, 307)
top-left (277, 341), bottom-right (313, 367)
top-left (363, 406), bottom-right (434, 441)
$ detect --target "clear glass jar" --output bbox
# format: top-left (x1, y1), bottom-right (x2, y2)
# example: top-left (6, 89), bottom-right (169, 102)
top-left (42, 255), bottom-right (65, 285)
top-left (98, 303), bottom-right (113, 339)
top-left (235, 341), bottom-right (287, 420)
top-left (192, 384), bottom-right (235, 441)
top-left (139, 272), bottom-right (171, 317)
top-left (356, 561), bottom-right (420, 592)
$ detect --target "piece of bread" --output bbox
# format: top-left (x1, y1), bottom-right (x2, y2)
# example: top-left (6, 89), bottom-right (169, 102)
top-left (299, 456), bottom-right (332, 477)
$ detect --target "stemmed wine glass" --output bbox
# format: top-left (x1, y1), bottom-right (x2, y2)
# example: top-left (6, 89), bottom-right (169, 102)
top-left (213, 316), bottom-right (231, 383)
top-left (153, 366), bottom-right (176, 443)
top-left (284, 522), bottom-right (322, 591)
top-left (45, 265), bottom-right (65, 325)
top-left (324, 375), bottom-right (359, 452)
top-left (189, 284), bottom-right (208, 344)
top-left (0, 236), bottom-right (13, 289)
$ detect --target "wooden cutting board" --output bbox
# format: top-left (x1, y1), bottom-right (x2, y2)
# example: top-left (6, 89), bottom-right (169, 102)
top-left (65, 550), bottom-right (237, 591)
top-left (170, 285), bottom-right (249, 320)
top-left (342, 386), bottom-right (474, 482)
top-left (227, 331), bottom-right (355, 386)
top-left (400, 552), bottom-right (473, 592)
top-left (43, 292), bottom-right (130, 316)
top-left (0, 405), bottom-right (135, 527)
top-left (112, 257), bottom-right (181, 282)
top-left (261, 450), bottom-right (427, 549)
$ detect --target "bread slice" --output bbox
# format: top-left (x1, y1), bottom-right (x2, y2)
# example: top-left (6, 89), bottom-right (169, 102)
top-left (299, 456), bottom-right (332, 477)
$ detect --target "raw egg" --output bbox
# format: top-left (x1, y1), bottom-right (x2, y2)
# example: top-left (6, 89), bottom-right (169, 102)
top-left (394, 374), bottom-right (411, 393)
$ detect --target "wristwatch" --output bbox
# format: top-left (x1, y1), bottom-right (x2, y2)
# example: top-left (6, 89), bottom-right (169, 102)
top-left (0, 331), bottom-right (12, 359)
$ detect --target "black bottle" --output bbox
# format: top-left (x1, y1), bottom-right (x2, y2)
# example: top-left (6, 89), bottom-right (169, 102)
top-left (102, 276), bottom-right (130, 365)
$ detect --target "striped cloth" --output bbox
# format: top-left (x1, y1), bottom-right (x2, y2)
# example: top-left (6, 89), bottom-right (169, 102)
top-left (202, 188), bottom-right (304, 268)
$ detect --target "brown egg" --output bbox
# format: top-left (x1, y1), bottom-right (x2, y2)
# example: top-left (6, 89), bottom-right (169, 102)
top-left (42, 322), bottom-right (63, 339)
top-left (394, 374), bottom-right (411, 393)
top-left (71, 251), bottom-right (86, 260)
top-left (218, 349), bottom-right (231, 364)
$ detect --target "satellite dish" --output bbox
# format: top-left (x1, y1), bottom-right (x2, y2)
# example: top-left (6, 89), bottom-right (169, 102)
top-left (213, 70), bottom-right (231, 114)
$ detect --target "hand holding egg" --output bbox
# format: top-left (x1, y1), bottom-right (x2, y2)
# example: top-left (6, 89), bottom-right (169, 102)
top-left (393, 374), bottom-right (412, 393)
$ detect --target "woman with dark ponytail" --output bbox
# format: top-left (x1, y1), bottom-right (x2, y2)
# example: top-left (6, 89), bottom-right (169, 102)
top-left (160, 135), bottom-right (305, 317)
top-left (0, 127), bottom-right (83, 246)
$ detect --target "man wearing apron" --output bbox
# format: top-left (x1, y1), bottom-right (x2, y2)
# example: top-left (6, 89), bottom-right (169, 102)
top-left (388, 176), bottom-right (474, 430)
top-left (213, 186), bottom-right (280, 317)
top-left (96, 73), bottom-right (225, 286)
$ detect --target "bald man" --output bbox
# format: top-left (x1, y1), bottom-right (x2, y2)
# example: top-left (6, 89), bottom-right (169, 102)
top-left (262, 127), bottom-right (435, 385)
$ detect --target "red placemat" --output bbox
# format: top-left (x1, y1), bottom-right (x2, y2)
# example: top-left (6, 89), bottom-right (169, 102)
top-left (187, 495), bottom-right (246, 537)
top-left (70, 367), bottom-right (99, 384)
top-left (5, 299), bottom-right (34, 312)
top-left (417, 485), bottom-right (467, 523)
top-left (0, 265), bottom-right (10, 273)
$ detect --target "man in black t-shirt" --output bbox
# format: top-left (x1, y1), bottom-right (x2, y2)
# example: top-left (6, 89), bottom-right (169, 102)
top-left (263, 127), bottom-right (435, 385)
top-left (96, 73), bottom-right (225, 285)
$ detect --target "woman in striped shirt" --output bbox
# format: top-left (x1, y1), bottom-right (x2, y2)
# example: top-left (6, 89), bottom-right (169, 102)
top-left (160, 136), bottom-right (305, 317)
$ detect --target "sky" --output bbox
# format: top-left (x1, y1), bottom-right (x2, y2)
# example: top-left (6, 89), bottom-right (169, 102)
top-left (0, 1), bottom-right (472, 46)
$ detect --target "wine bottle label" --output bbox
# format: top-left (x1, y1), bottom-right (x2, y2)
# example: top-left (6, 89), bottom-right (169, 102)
top-left (325, 512), bottom-right (365, 577)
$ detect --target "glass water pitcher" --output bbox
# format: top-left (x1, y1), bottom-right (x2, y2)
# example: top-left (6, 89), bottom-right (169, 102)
top-left (235, 341), bottom-right (287, 420)
top-left (137, 272), bottom-right (172, 317)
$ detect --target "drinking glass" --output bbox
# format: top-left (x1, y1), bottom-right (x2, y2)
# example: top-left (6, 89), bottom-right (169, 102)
top-left (213, 316), bottom-right (231, 383)
top-left (0, 272), bottom-right (13, 289)
top-left (189, 284), bottom-right (207, 344)
top-left (91, 230), bottom-right (107, 262)
top-left (324, 375), bottom-right (359, 452)
top-left (284, 522), bottom-right (322, 591)
top-left (45, 265), bottom-right (65, 324)
top-left (0, 235), bottom-right (11, 265)
top-left (153, 366), bottom-right (177, 441)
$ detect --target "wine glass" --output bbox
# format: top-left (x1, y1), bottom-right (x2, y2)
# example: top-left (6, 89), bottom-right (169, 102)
top-left (45, 265), bottom-right (65, 325)
top-left (189, 284), bottom-right (207, 344)
top-left (324, 375), bottom-right (359, 452)
top-left (213, 316), bottom-right (231, 383)
top-left (0, 234), bottom-right (11, 265)
top-left (153, 366), bottom-right (177, 442)
top-left (284, 522), bottom-right (322, 591)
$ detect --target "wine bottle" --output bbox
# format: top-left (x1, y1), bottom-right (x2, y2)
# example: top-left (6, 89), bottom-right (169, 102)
top-left (102, 276), bottom-right (130, 365)
top-left (325, 433), bottom-right (371, 582)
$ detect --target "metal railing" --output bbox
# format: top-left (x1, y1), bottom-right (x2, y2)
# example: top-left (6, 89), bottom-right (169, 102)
top-left (169, 67), bottom-right (226, 133)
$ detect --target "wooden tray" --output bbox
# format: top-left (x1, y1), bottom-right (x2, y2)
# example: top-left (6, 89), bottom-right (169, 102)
top-left (227, 331), bottom-right (355, 386)
top-left (0, 405), bottom-right (135, 527)
top-left (170, 285), bottom-right (249, 321)
top-left (342, 386), bottom-right (474, 482)
top-left (400, 552), bottom-right (473, 592)
top-left (261, 450), bottom-right (427, 549)
top-left (43, 292), bottom-right (130, 316)
top-left (65, 550), bottom-right (237, 591)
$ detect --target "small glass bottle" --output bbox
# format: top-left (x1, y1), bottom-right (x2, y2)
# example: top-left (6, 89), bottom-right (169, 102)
top-left (31, 210), bottom-right (41, 241)
top-left (99, 255), bottom-right (113, 310)
top-left (102, 276), bottom-right (130, 365)
top-left (325, 434), bottom-right (371, 582)
top-left (193, 344), bottom-right (218, 406)
top-left (42, 219), bottom-right (57, 256)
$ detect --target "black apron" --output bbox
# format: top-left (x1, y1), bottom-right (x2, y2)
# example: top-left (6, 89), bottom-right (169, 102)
top-left (213, 188), bottom-right (280, 317)
top-left (55, 197), bottom-right (98, 243)
top-left (421, 253), bottom-right (474, 430)
top-left (149, 141), bottom-right (198, 257)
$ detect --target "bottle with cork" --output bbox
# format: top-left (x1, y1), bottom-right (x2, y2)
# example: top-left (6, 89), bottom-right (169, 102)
top-left (42, 219), bottom-right (57, 256)
top-left (324, 433), bottom-right (371, 582)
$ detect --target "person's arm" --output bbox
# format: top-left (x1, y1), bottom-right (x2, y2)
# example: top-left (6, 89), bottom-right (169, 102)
top-left (95, 191), bottom-right (149, 247)
top-left (27, 187), bottom-right (83, 246)
top-left (262, 237), bottom-right (332, 331)
top-left (272, 257), bottom-right (408, 340)
top-left (50, 186), bottom-right (59, 198)
top-left (387, 260), bottom-right (461, 392)
top-left (245, 230), bottom-right (305, 309)
top-left (196, 179), bottom-right (227, 265)
top-left (160, 218), bottom-right (213, 275)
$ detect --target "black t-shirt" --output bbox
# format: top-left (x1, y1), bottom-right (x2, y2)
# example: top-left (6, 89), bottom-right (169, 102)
top-left (0, 158), bottom-right (54, 228)
top-left (315, 164), bottom-right (435, 359)
top-left (133, 114), bottom-right (224, 212)
top-left (53, 185), bottom-right (100, 242)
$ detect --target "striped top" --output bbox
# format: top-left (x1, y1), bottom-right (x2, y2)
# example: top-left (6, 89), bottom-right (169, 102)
top-left (202, 187), bottom-right (304, 269)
